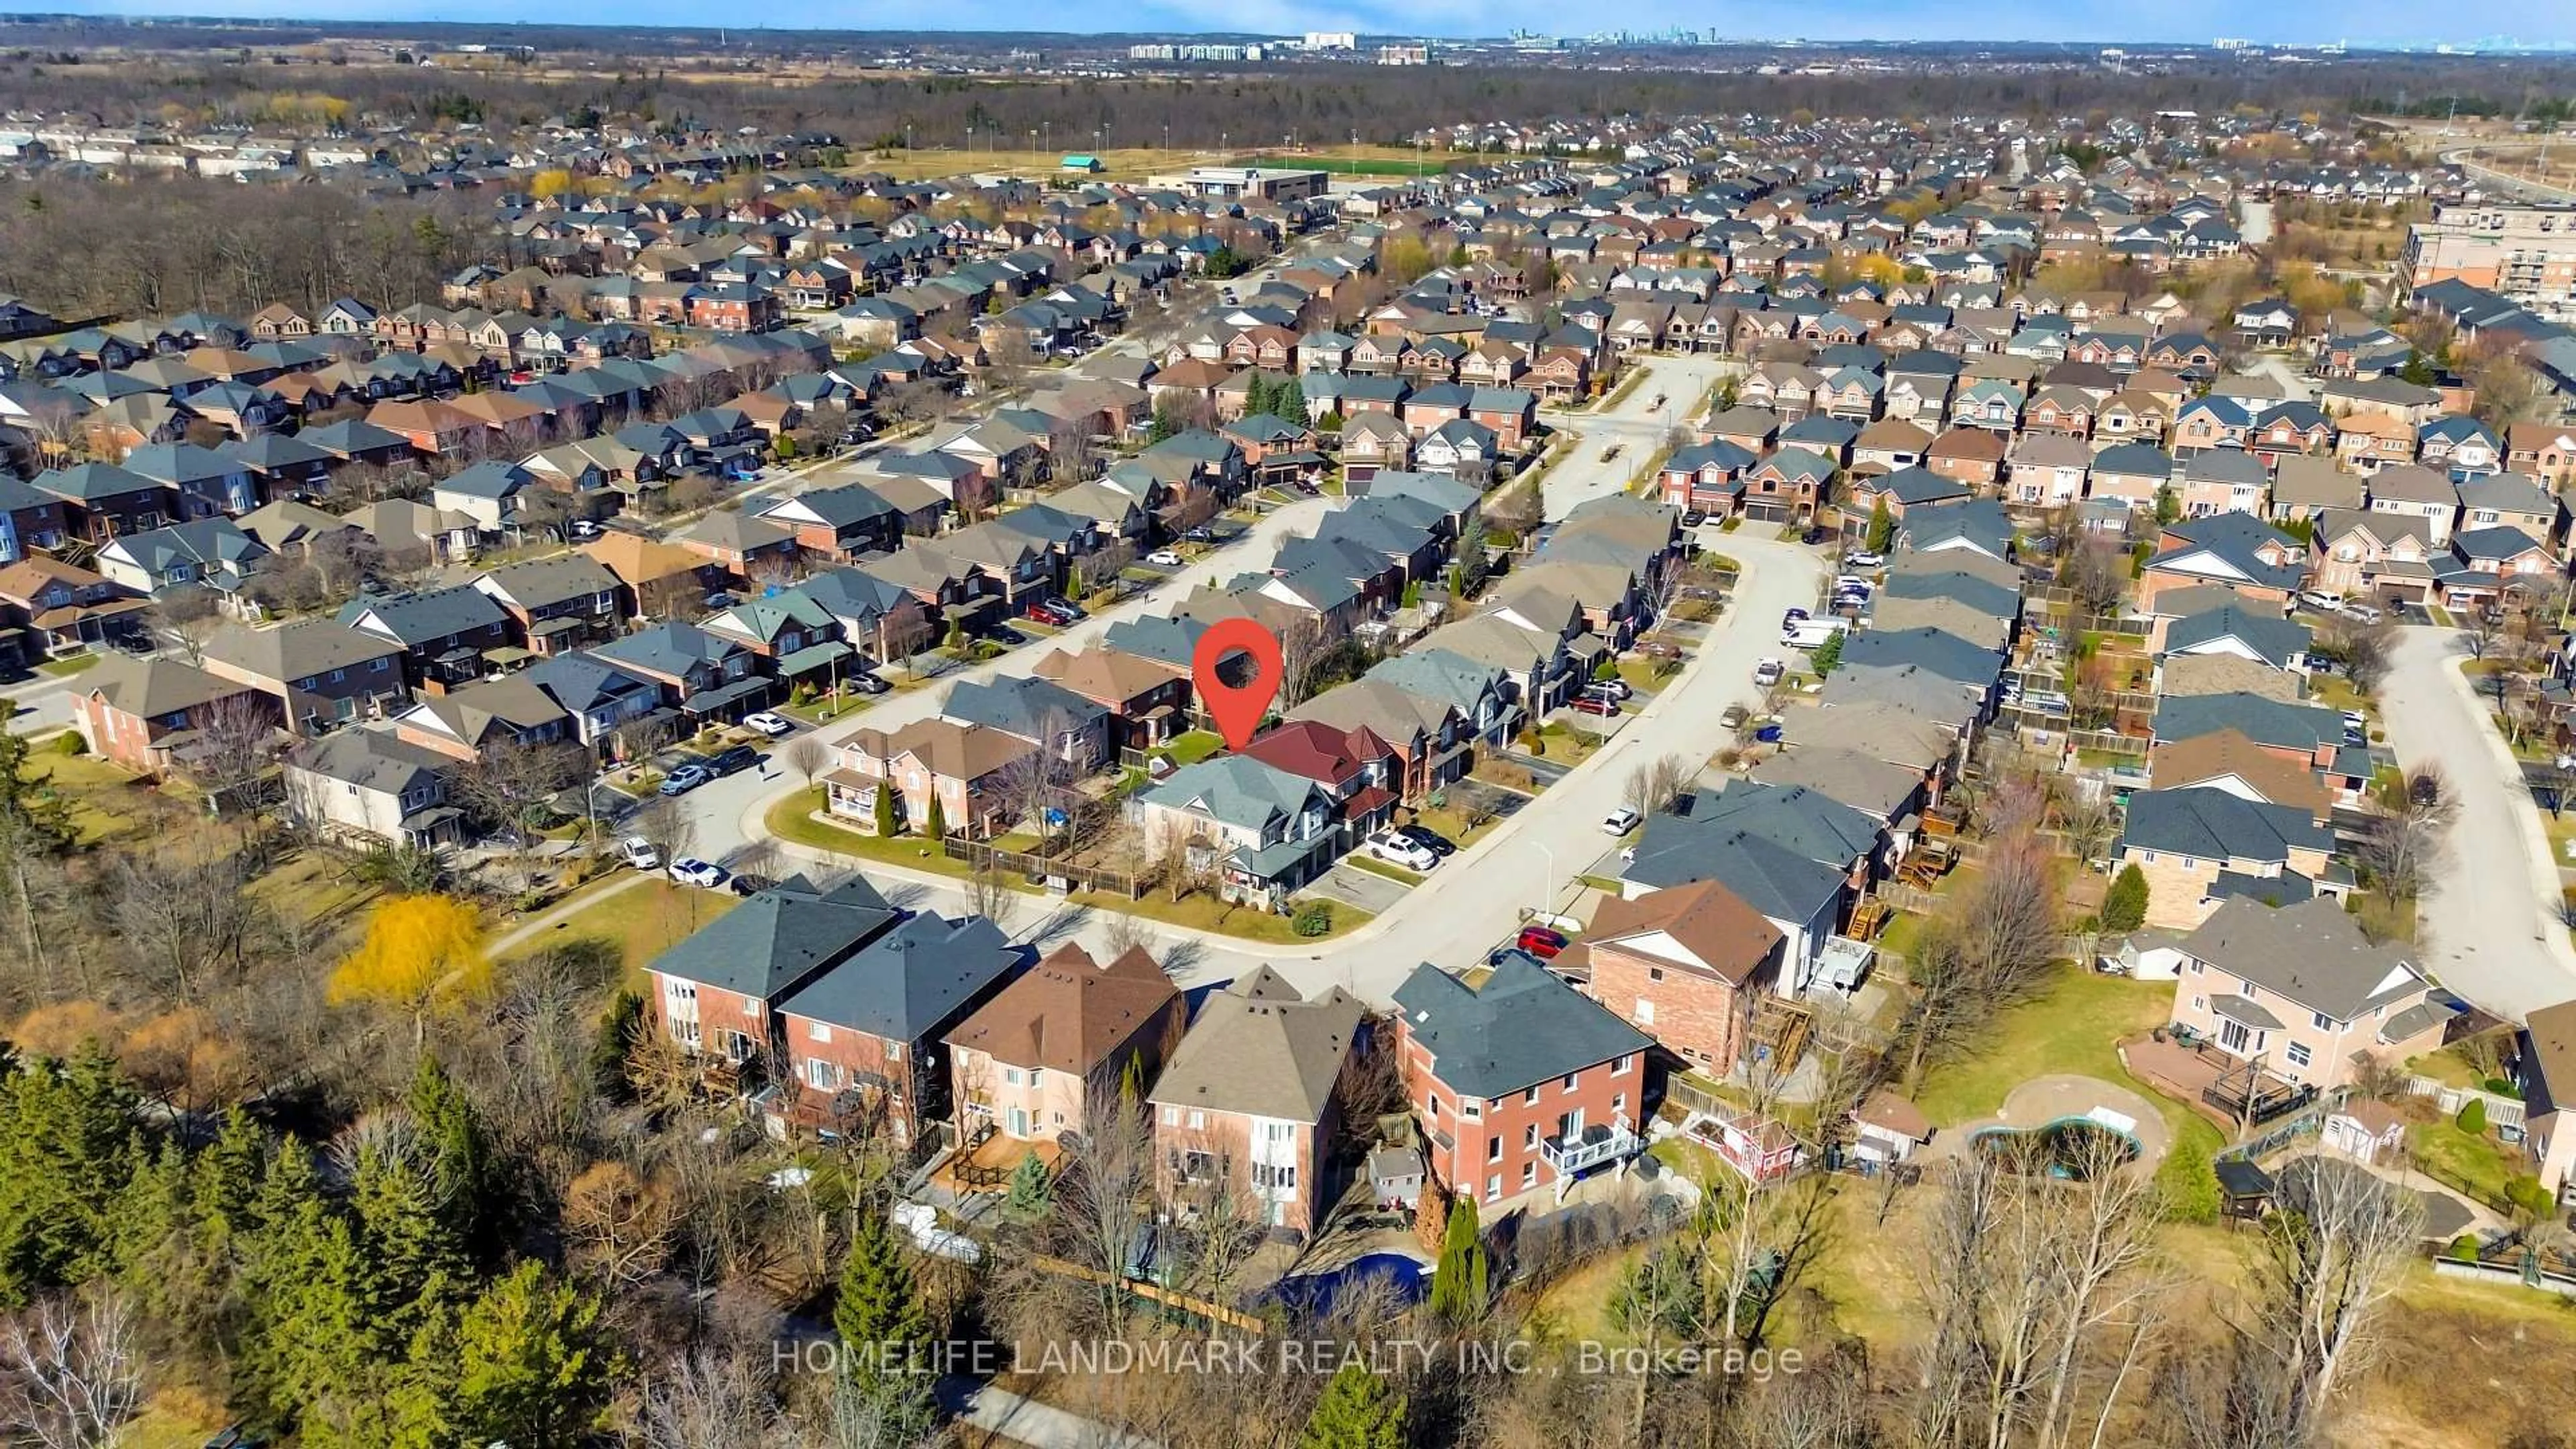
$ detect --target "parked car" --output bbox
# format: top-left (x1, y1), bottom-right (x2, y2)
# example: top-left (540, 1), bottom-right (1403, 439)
top-left (705, 745), bottom-right (761, 777)
top-left (1587, 678), bottom-right (1633, 700)
top-left (1781, 606), bottom-right (1811, 628)
top-left (1680, 508), bottom-right (1707, 527)
top-left (1570, 694), bottom-right (1621, 717)
top-left (667, 857), bottom-right (729, 889)
top-left (1398, 824), bottom-right (1456, 857)
top-left (566, 518), bottom-right (601, 540)
top-left (1842, 551), bottom-right (1884, 570)
top-left (1601, 806), bottom-right (1642, 835)
top-left (1364, 831), bottom-right (1440, 871)
top-left (847, 672), bottom-right (892, 696)
top-left (1146, 549), bottom-right (1185, 567)
top-left (2297, 590), bottom-right (2342, 612)
top-left (743, 711), bottom-right (795, 738)
top-left (2338, 600), bottom-right (2384, 625)
top-left (1515, 924), bottom-right (1569, 959)
top-left (618, 836), bottom-right (661, 871)
top-left (1719, 704), bottom-right (1751, 731)
top-left (657, 763), bottom-right (712, 796)
top-left (1753, 657), bottom-right (1786, 688)
top-left (1601, 442), bottom-right (1623, 462)
top-left (728, 873), bottom-right (780, 897)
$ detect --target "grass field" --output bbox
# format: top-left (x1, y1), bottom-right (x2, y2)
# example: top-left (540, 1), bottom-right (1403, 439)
top-left (1911, 966), bottom-right (2174, 1127)
top-left (511, 875), bottom-right (739, 982)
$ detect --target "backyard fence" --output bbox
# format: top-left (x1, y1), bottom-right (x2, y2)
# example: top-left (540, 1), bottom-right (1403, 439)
top-left (2403, 1075), bottom-right (2527, 1135)
top-left (2217, 1104), bottom-right (2332, 1163)
top-left (941, 839), bottom-right (1144, 900)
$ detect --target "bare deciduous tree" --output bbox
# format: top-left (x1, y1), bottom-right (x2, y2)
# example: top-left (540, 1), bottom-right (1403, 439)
top-left (782, 734), bottom-right (828, 786)
top-left (0, 1291), bottom-right (144, 1449)
top-left (633, 1348), bottom-right (796, 1449)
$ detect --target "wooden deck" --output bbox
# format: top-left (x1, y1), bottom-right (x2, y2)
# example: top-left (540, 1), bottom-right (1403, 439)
top-left (934, 1123), bottom-right (1060, 1195)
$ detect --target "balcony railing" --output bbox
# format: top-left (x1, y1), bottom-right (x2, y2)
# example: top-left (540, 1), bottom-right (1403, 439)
top-left (1541, 1120), bottom-right (1642, 1177)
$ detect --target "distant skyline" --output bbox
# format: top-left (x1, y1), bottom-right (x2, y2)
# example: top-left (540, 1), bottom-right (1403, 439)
top-left (30, 1), bottom-right (2576, 50)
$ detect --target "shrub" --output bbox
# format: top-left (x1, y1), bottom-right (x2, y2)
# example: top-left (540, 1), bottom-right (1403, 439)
top-left (51, 732), bottom-right (84, 755)
top-left (2458, 1098), bottom-right (2488, 1135)
top-left (2099, 863), bottom-right (2151, 934)
top-left (1291, 901), bottom-right (1334, 938)
top-left (2508, 1174), bottom-right (2556, 1219)
top-left (2154, 1139), bottom-right (2222, 1225)
top-left (2448, 1233), bottom-right (2482, 1263)
top-left (2483, 1076), bottom-right (2519, 1097)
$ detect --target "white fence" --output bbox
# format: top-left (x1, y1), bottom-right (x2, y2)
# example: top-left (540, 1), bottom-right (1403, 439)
top-left (2405, 1075), bottom-right (2527, 1134)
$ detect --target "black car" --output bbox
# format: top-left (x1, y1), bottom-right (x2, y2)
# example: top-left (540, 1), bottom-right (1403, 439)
top-left (1680, 508), bottom-right (1707, 527)
top-left (728, 873), bottom-right (780, 897)
top-left (1399, 824), bottom-right (1456, 857)
top-left (1801, 525), bottom-right (1829, 545)
top-left (705, 744), bottom-right (761, 777)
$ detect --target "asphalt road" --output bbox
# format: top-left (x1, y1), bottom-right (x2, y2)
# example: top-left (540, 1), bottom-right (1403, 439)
top-left (691, 356), bottom-right (1824, 1006)
top-left (1535, 352), bottom-right (1736, 521)
top-left (2376, 623), bottom-right (2576, 1022)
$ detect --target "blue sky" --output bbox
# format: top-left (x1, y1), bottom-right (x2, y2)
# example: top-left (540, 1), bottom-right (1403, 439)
top-left (38, 0), bottom-right (2573, 49)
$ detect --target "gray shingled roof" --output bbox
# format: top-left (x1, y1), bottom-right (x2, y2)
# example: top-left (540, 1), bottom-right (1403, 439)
top-left (1391, 952), bottom-right (1654, 1099)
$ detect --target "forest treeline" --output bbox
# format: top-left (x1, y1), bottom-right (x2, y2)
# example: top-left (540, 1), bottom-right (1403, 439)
top-left (0, 51), bottom-right (2572, 151)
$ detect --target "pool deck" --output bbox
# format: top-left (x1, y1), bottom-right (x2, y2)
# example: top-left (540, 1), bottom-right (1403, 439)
top-left (1925, 1074), bottom-right (2172, 1170)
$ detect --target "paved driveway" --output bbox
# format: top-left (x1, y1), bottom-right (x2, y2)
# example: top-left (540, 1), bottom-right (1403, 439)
top-left (2376, 625), bottom-right (2576, 1021)
top-left (1303, 862), bottom-right (1415, 916)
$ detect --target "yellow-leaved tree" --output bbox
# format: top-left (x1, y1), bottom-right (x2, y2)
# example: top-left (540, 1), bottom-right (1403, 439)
top-left (329, 894), bottom-right (490, 1046)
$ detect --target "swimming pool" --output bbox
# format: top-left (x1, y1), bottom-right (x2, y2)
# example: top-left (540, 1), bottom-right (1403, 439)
top-left (1264, 1252), bottom-right (1428, 1316)
top-left (1970, 1110), bottom-right (2143, 1180)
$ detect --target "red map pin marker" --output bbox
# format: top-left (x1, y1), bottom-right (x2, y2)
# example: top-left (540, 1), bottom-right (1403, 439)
top-left (1191, 616), bottom-right (1284, 751)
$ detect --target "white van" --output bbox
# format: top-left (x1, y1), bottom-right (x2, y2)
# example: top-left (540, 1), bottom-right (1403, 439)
top-left (1782, 618), bottom-right (1852, 650)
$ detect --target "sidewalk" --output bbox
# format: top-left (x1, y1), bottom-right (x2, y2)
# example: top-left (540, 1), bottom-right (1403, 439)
top-left (944, 1379), bottom-right (1162, 1449)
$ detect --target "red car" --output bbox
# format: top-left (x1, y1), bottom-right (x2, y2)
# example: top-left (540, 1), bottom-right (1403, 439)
top-left (1515, 925), bottom-right (1568, 959)
top-left (1570, 694), bottom-right (1620, 717)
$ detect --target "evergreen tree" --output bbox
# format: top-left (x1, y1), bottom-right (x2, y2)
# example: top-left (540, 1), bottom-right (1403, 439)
top-left (1244, 372), bottom-right (1275, 421)
top-left (1299, 1360), bottom-right (1408, 1449)
top-left (1004, 1150), bottom-right (1053, 1218)
top-left (835, 1204), bottom-right (932, 1383)
top-left (924, 794), bottom-right (948, 844)
top-left (408, 1054), bottom-right (493, 1256)
top-left (1428, 1195), bottom-right (1488, 1326)
top-left (874, 780), bottom-right (900, 837)
top-left (347, 1124), bottom-right (467, 1339)
top-left (239, 1141), bottom-right (380, 1431)
top-left (2153, 483), bottom-right (2181, 525)
top-left (2098, 863), bottom-right (2151, 933)
top-left (437, 1263), bottom-right (618, 1448)
top-left (1273, 372), bottom-right (1307, 423)
top-left (0, 1044), bottom-right (141, 1305)
top-left (1866, 495), bottom-right (1895, 553)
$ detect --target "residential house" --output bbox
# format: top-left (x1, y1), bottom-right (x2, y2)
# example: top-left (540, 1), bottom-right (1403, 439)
top-left (280, 727), bottom-right (462, 849)
top-left (2167, 898), bottom-right (2455, 1093)
top-left (1148, 966), bottom-right (1364, 1236)
top-left (945, 943), bottom-right (1186, 1146)
top-left (827, 717), bottom-right (1039, 839)
top-left (199, 619), bottom-right (409, 735)
top-left (1568, 879), bottom-right (1787, 1076)
top-left (1394, 952), bottom-right (1654, 1207)
top-left (772, 909), bottom-right (1022, 1148)
top-left (2114, 786), bottom-right (2339, 930)
top-left (1126, 754), bottom-right (1340, 911)
top-left (72, 653), bottom-right (274, 771)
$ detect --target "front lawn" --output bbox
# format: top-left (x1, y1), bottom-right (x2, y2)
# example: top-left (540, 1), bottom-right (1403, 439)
top-left (34, 653), bottom-right (99, 678)
top-left (1524, 721), bottom-right (1602, 767)
top-left (1616, 656), bottom-right (1678, 695)
top-left (1911, 965), bottom-right (2174, 1128)
top-left (763, 786), bottom-right (975, 879)
top-left (1159, 730), bottom-right (1225, 768)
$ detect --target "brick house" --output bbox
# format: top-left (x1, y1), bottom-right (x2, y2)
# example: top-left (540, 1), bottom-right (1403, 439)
top-left (1148, 967), bottom-right (1365, 1236)
top-left (1569, 880), bottom-right (1787, 1076)
top-left (772, 910), bottom-right (1022, 1148)
top-left (199, 619), bottom-right (409, 736)
top-left (945, 942), bottom-right (1185, 1146)
top-left (2114, 786), bottom-right (2338, 930)
top-left (826, 718), bottom-right (1039, 839)
top-left (72, 653), bottom-right (276, 771)
top-left (1394, 952), bottom-right (1656, 1208)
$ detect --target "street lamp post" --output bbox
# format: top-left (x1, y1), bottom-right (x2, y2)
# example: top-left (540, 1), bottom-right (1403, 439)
top-left (1532, 841), bottom-right (1556, 922)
